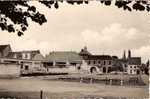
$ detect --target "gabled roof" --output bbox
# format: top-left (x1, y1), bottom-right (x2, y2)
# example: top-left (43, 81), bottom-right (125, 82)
top-left (0, 44), bottom-right (11, 52)
top-left (45, 51), bottom-right (83, 63)
top-left (79, 49), bottom-right (92, 56)
top-left (128, 57), bottom-right (141, 65)
top-left (32, 54), bottom-right (45, 61)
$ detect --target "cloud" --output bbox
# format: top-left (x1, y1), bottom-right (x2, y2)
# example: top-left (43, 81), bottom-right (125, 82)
top-left (134, 46), bottom-right (150, 62)
top-left (81, 23), bottom-right (150, 62)
top-left (81, 23), bottom-right (149, 52)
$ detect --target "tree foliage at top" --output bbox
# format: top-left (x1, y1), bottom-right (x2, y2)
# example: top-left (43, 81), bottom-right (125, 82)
top-left (0, 0), bottom-right (149, 36)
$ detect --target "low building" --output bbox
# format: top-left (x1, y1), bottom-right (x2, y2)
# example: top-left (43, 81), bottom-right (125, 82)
top-left (6, 50), bottom-right (46, 74)
top-left (45, 51), bottom-right (83, 73)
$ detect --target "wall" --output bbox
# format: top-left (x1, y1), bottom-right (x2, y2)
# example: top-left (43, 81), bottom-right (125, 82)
top-left (127, 65), bottom-right (138, 74)
top-left (20, 61), bottom-right (46, 74)
top-left (0, 63), bottom-right (20, 77)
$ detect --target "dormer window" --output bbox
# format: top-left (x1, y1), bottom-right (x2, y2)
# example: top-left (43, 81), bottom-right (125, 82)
top-left (25, 54), bottom-right (28, 58)
top-left (22, 53), bottom-right (30, 59)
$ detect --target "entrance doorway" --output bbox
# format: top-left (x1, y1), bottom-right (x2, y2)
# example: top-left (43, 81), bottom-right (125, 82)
top-left (103, 67), bottom-right (106, 73)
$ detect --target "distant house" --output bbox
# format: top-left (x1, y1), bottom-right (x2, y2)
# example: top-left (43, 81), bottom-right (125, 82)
top-left (6, 50), bottom-right (45, 74)
top-left (45, 51), bottom-right (83, 67)
top-left (44, 51), bottom-right (83, 73)
top-left (0, 45), bottom-right (20, 77)
top-left (0, 44), bottom-right (12, 58)
top-left (79, 46), bottom-right (113, 74)
top-left (118, 50), bottom-right (141, 75)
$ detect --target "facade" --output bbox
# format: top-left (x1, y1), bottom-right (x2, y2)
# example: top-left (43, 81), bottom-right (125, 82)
top-left (6, 50), bottom-right (45, 74)
top-left (0, 62), bottom-right (20, 78)
top-left (7, 50), bottom-right (40, 60)
top-left (127, 64), bottom-right (139, 74)
top-left (79, 47), bottom-right (113, 74)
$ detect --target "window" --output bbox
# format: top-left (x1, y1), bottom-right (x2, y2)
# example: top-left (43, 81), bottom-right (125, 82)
top-left (25, 54), bottom-right (28, 58)
top-left (21, 65), bottom-right (23, 69)
top-left (93, 60), bottom-right (96, 64)
top-left (108, 61), bottom-right (111, 65)
top-left (98, 61), bottom-right (101, 64)
top-left (134, 70), bottom-right (136, 72)
top-left (88, 61), bottom-right (90, 65)
top-left (130, 66), bottom-right (132, 68)
top-left (134, 66), bottom-right (136, 68)
top-left (70, 63), bottom-right (76, 66)
top-left (25, 65), bottom-right (29, 70)
top-left (124, 64), bottom-right (127, 68)
top-left (103, 61), bottom-right (106, 65)
top-left (130, 70), bottom-right (132, 74)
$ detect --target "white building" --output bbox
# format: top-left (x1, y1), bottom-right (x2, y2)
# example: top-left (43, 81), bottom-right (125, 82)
top-left (6, 50), bottom-right (46, 74)
top-left (127, 64), bottom-right (140, 74)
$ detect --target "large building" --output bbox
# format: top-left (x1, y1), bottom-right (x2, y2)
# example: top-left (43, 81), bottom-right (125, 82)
top-left (79, 46), bottom-right (113, 73)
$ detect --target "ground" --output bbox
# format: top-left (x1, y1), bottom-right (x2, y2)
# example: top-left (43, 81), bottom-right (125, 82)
top-left (0, 75), bottom-right (148, 99)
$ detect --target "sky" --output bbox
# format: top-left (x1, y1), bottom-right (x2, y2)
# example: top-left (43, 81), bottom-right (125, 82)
top-left (0, 1), bottom-right (150, 62)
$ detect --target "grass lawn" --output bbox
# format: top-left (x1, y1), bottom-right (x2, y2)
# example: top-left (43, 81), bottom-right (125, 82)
top-left (0, 76), bottom-right (148, 99)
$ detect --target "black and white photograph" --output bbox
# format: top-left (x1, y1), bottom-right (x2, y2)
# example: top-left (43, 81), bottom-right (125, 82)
top-left (0, 0), bottom-right (149, 99)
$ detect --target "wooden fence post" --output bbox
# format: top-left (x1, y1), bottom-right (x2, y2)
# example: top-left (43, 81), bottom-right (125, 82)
top-left (90, 78), bottom-right (93, 84)
top-left (120, 80), bottom-right (123, 86)
top-left (40, 90), bottom-right (43, 99)
top-left (110, 79), bottom-right (112, 85)
top-left (80, 77), bottom-right (83, 83)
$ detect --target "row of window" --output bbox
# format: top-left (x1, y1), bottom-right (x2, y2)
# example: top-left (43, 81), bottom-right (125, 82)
top-left (87, 60), bottom-right (112, 65)
top-left (130, 65), bottom-right (137, 69)
top-left (130, 70), bottom-right (136, 74)
top-left (13, 53), bottom-right (31, 59)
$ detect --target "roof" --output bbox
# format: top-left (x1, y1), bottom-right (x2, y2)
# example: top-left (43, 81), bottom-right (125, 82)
top-left (84, 55), bottom-right (112, 60)
top-left (128, 57), bottom-right (141, 65)
top-left (13, 50), bottom-right (40, 53)
top-left (7, 50), bottom-right (40, 59)
top-left (45, 51), bottom-right (83, 63)
top-left (32, 54), bottom-right (45, 61)
top-left (79, 46), bottom-right (92, 56)
top-left (0, 44), bottom-right (11, 52)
